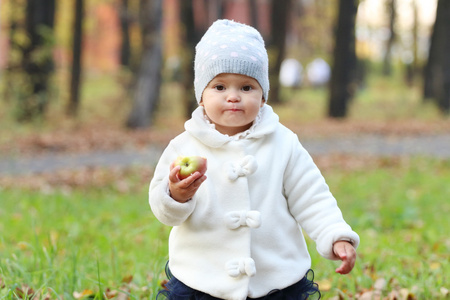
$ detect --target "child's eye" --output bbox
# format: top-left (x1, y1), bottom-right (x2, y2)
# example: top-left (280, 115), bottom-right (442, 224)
top-left (214, 85), bottom-right (225, 91)
top-left (242, 85), bottom-right (252, 91)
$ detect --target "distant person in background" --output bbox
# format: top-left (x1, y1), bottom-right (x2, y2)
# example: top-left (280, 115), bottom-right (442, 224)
top-left (279, 58), bottom-right (303, 88)
top-left (306, 58), bottom-right (331, 88)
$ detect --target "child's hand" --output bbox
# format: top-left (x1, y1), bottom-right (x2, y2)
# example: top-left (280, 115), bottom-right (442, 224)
top-left (333, 241), bottom-right (357, 275)
top-left (168, 163), bottom-right (207, 203)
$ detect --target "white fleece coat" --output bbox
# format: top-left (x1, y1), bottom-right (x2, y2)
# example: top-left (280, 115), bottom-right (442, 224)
top-left (149, 105), bottom-right (359, 300)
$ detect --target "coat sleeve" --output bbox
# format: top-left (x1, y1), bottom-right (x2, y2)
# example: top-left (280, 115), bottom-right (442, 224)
top-left (283, 134), bottom-right (360, 260)
top-left (149, 142), bottom-right (197, 226)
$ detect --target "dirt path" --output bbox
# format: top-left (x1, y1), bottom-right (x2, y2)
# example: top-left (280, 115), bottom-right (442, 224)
top-left (1, 133), bottom-right (449, 176)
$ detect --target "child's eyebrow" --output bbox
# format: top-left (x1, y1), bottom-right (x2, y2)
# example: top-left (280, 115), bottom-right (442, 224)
top-left (241, 81), bottom-right (258, 86)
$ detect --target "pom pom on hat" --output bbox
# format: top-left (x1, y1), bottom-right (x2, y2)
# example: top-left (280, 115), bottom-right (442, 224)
top-left (194, 19), bottom-right (270, 103)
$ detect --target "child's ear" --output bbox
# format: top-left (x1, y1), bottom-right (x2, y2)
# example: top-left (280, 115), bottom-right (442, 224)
top-left (260, 98), bottom-right (265, 107)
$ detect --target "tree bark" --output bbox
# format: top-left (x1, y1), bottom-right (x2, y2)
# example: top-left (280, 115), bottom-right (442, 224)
top-left (126, 0), bottom-right (163, 128)
top-left (435, 0), bottom-right (450, 112)
top-left (249, 0), bottom-right (259, 29)
top-left (18, 0), bottom-right (56, 121)
top-left (119, 0), bottom-right (131, 67)
top-left (267, 0), bottom-right (291, 104)
top-left (411, 0), bottom-right (419, 74)
top-left (179, 0), bottom-right (203, 118)
top-left (67, 0), bottom-right (84, 116)
top-left (382, 0), bottom-right (396, 76)
top-left (3, 2), bottom-right (20, 104)
top-left (208, 0), bottom-right (225, 24)
top-left (328, 0), bottom-right (358, 118)
top-left (423, 0), bottom-right (450, 113)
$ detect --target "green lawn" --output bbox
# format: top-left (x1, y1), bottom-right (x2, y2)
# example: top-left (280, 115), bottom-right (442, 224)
top-left (1, 157), bottom-right (449, 299)
top-left (1, 68), bottom-right (449, 298)
top-left (312, 157), bottom-right (450, 299)
top-left (0, 182), bottom-right (170, 299)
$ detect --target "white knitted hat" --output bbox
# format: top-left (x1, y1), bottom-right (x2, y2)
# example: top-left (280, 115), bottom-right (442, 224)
top-left (194, 19), bottom-right (270, 103)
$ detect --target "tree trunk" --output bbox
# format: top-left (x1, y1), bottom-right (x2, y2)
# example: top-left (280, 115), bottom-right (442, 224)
top-left (208, 0), bottom-right (225, 24)
top-left (411, 0), bottom-right (419, 74)
top-left (423, 0), bottom-right (441, 100)
top-left (18, 0), bottom-right (56, 121)
top-left (67, 0), bottom-right (84, 116)
top-left (126, 0), bottom-right (163, 128)
top-left (328, 0), bottom-right (358, 118)
top-left (3, 3), bottom-right (20, 104)
top-left (119, 0), bottom-right (131, 67)
top-left (179, 0), bottom-right (202, 118)
top-left (267, 0), bottom-right (291, 104)
top-left (382, 0), bottom-right (396, 76)
top-left (423, 0), bottom-right (450, 113)
top-left (435, 0), bottom-right (450, 112)
top-left (249, 0), bottom-right (259, 29)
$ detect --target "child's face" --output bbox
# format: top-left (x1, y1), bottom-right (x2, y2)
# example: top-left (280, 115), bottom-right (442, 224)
top-left (200, 73), bottom-right (265, 136)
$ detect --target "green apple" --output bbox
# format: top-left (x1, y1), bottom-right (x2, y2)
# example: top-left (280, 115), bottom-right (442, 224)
top-left (173, 156), bottom-right (207, 180)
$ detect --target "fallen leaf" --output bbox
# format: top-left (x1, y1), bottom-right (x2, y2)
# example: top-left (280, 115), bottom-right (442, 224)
top-left (121, 275), bottom-right (133, 284)
top-left (387, 290), bottom-right (400, 300)
top-left (160, 279), bottom-right (169, 290)
top-left (116, 286), bottom-right (131, 300)
top-left (104, 288), bottom-right (117, 299)
top-left (316, 279), bottom-right (332, 291)
top-left (116, 292), bottom-right (130, 300)
top-left (73, 289), bottom-right (95, 299)
top-left (15, 286), bottom-right (35, 299)
top-left (329, 290), bottom-right (346, 300)
top-left (429, 262), bottom-right (440, 270)
top-left (357, 290), bottom-right (382, 300)
top-left (399, 288), bottom-right (416, 300)
top-left (373, 278), bottom-right (386, 291)
top-left (17, 242), bottom-right (28, 250)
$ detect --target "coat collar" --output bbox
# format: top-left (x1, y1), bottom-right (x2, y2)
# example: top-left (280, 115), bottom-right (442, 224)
top-left (184, 104), bottom-right (279, 148)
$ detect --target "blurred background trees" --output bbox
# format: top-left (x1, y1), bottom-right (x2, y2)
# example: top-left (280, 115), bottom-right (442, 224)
top-left (0, 0), bottom-right (447, 128)
top-left (3, 0), bottom-right (56, 121)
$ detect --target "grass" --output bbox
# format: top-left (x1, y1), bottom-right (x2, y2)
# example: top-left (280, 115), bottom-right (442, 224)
top-left (1, 66), bottom-right (449, 298)
top-left (312, 157), bottom-right (450, 298)
top-left (1, 158), bottom-right (449, 299)
top-left (0, 183), bottom-right (170, 299)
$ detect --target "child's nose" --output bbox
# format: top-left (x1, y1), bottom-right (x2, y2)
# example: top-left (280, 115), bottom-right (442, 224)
top-left (226, 89), bottom-right (241, 102)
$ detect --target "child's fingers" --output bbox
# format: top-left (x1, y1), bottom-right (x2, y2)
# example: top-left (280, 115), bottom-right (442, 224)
top-left (194, 174), bottom-right (207, 187)
top-left (335, 247), bottom-right (346, 260)
top-left (169, 165), bottom-right (181, 183)
top-left (182, 172), bottom-right (206, 187)
top-left (333, 242), bottom-right (356, 275)
top-left (335, 260), bottom-right (351, 274)
top-left (172, 171), bottom-right (206, 189)
top-left (335, 245), bottom-right (352, 274)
